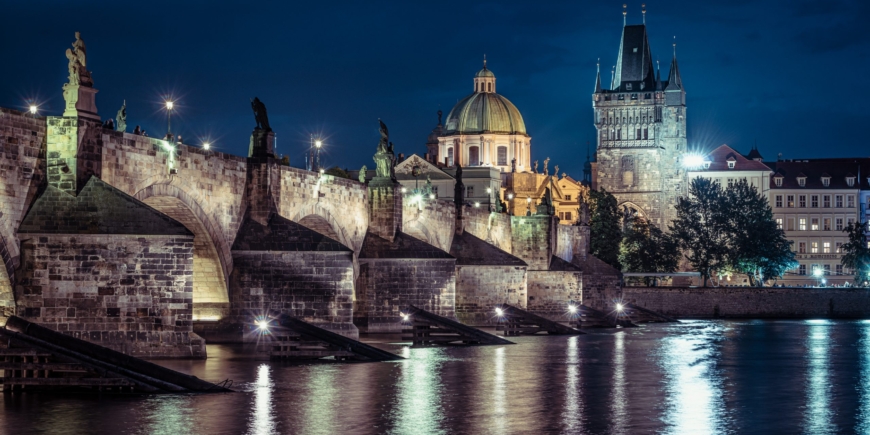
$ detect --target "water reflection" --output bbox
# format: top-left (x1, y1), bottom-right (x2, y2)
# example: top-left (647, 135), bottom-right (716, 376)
top-left (804, 320), bottom-right (835, 434)
top-left (859, 323), bottom-right (870, 433)
top-left (659, 322), bottom-right (727, 435)
top-left (563, 335), bottom-right (582, 433)
top-left (491, 346), bottom-right (506, 434)
top-left (300, 366), bottom-right (339, 435)
top-left (610, 331), bottom-right (627, 434)
top-left (392, 348), bottom-right (447, 435)
top-left (249, 363), bottom-right (277, 435)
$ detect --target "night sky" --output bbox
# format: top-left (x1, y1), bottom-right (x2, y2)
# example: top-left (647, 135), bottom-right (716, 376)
top-left (3, 1), bottom-right (867, 178)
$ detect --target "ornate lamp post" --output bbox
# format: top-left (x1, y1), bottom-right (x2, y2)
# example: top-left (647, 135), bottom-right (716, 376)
top-left (506, 191), bottom-right (514, 216)
top-left (526, 196), bottom-right (532, 216)
top-left (165, 100), bottom-right (174, 138)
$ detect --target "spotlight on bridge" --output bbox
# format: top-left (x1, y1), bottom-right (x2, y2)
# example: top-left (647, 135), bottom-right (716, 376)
top-left (474, 202), bottom-right (480, 207)
top-left (256, 319), bottom-right (269, 331)
top-left (29, 105), bottom-right (37, 115)
top-left (401, 187), bottom-right (407, 193)
top-left (319, 168), bottom-right (325, 175)
top-left (203, 142), bottom-right (210, 150)
top-left (401, 313), bottom-right (410, 322)
top-left (165, 101), bottom-right (174, 110)
top-left (315, 140), bottom-right (322, 149)
top-left (567, 304), bottom-right (577, 313)
top-left (495, 307), bottom-right (504, 316)
top-left (429, 194), bottom-right (435, 199)
top-left (681, 153), bottom-right (706, 169)
top-left (616, 303), bottom-right (624, 312)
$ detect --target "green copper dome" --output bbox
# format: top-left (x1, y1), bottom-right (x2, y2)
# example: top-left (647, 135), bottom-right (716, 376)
top-left (444, 92), bottom-right (527, 135)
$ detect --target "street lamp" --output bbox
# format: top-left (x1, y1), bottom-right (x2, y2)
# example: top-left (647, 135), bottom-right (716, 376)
top-left (203, 142), bottom-right (211, 151)
top-left (526, 196), bottom-right (532, 216)
top-left (28, 105), bottom-right (37, 116)
top-left (165, 100), bottom-right (174, 137)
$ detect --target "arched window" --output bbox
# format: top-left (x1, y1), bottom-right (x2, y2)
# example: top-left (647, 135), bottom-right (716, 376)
top-left (487, 82), bottom-right (492, 92)
top-left (447, 147), bottom-right (454, 166)
top-left (497, 146), bottom-right (508, 165)
top-left (469, 146), bottom-right (480, 166)
top-left (621, 155), bottom-right (635, 187)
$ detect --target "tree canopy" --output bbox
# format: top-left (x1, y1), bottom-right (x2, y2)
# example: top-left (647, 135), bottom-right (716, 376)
top-left (841, 221), bottom-right (870, 285)
top-left (619, 216), bottom-right (681, 285)
top-left (588, 188), bottom-right (622, 270)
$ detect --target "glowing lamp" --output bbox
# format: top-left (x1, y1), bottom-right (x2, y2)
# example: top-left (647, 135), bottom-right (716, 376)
top-left (507, 193), bottom-right (514, 200)
top-left (256, 320), bottom-right (269, 330)
top-left (165, 101), bottom-right (174, 110)
top-left (486, 187), bottom-right (492, 194)
top-left (682, 153), bottom-right (705, 169)
top-left (616, 303), bottom-right (624, 312)
top-left (568, 304), bottom-right (577, 313)
top-left (474, 202), bottom-right (480, 207)
top-left (315, 140), bottom-right (322, 148)
top-left (401, 187), bottom-right (407, 193)
top-left (401, 313), bottom-right (410, 321)
top-left (813, 268), bottom-right (823, 278)
top-left (495, 307), bottom-right (504, 316)
top-left (203, 142), bottom-right (211, 150)
top-left (29, 105), bottom-right (37, 115)
top-left (527, 197), bottom-right (532, 203)
top-left (429, 194), bottom-right (435, 199)
top-left (319, 168), bottom-right (325, 175)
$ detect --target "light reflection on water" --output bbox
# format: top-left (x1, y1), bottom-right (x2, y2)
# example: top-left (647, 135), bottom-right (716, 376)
top-left (5, 320), bottom-right (870, 434)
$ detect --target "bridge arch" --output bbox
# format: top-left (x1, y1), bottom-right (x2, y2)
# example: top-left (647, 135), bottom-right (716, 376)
top-left (0, 230), bottom-right (14, 320)
top-left (134, 184), bottom-right (231, 306)
top-left (289, 203), bottom-right (359, 253)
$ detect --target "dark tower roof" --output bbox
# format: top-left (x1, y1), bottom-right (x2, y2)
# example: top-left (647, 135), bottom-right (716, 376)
top-left (594, 62), bottom-right (602, 93)
top-left (613, 24), bottom-right (656, 92)
top-left (665, 55), bottom-right (683, 91)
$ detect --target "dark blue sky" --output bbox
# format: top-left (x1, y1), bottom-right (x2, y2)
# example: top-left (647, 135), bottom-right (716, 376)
top-left (3, 1), bottom-right (867, 178)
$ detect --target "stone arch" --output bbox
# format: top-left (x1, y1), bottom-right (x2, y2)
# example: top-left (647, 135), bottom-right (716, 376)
top-left (0, 231), bottom-right (15, 320)
top-left (618, 201), bottom-right (648, 220)
top-left (134, 184), bottom-right (231, 305)
top-left (289, 204), bottom-right (358, 253)
top-left (404, 220), bottom-right (436, 247)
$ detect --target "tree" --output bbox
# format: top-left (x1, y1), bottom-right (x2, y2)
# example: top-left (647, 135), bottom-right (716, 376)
top-left (619, 216), bottom-right (681, 285)
top-left (324, 166), bottom-right (351, 179)
top-left (588, 188), bottom-right (622, 269)
top-left (841, 221), bottom-right (870, 285)
top-left (723, 179), bottom-right (797, 286)
top-left (670, 177), bottom-right (729, 287)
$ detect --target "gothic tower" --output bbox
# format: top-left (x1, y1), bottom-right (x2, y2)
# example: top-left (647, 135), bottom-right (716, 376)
top-left (593, 19), bottom-right (686, 227)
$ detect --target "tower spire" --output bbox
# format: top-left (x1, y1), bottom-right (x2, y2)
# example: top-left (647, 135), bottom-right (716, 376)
top-left (483, 53), bottom-right (487, 69)
top-left (656, 59), bottom-right (662, 91)
top-left (642, 3), bottom-right (646, 24)
top-left (610, 65), bottom-right (615, 90)
top-left (594, 58), bottom-right (602, 93)
top-left (623, 4), bottom-right (627, 26)
top-left (665, 37), bottom-right (684, 91)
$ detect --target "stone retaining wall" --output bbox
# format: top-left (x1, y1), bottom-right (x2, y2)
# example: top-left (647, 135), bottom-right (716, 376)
top-left (623, 286), bottom-right (870, 318)
top-left (455, 265), bottom-right (527, 326)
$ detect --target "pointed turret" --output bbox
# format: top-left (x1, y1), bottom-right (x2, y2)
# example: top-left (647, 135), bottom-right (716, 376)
top-left (613, 24), bottom-right (656, 92)
top-left (665, 42), bottom-right (683, 91)
top-left (594, 60), bottom-right (602, 93)
top-left (655, 60), bottom-right (663, 91)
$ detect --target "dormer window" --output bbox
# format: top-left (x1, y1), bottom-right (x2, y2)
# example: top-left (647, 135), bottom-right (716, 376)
top-left (822, 177), bottom-right (830, 187)
top-left (847, 177), bottom-right (856, 187)
top-left (702, 162), bottom-right (711, 170)
top-left (727, 161), bottom-right (736, 169)
top-left (626, 83), bottom-right (633, 91)
top-left (797, 177), bottom-right (806, 187)
top-left (774, 177), bottom-right (783, 187)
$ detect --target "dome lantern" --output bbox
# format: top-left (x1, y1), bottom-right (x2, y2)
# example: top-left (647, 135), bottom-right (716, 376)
top-left (473, 56), bottom-right (496, 93)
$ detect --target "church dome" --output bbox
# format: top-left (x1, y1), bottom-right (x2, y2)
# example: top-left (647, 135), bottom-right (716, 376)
top-left (444, 64), bottom-right (527, 136)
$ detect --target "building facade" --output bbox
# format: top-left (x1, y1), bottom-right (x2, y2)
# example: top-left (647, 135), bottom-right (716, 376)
top-left (593, 22), bottom-right (687, 227)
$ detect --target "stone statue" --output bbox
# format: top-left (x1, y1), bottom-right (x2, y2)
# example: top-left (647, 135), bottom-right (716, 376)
top-left (64, 32), bottom-right (92, 87)
top-left (562, 172), bottom-right (567, 179)
top-left (537, 187), bottom-right (555, 216)
top-left (533, 160), bottom-right (538, 173)
top-left (554, 165), bottom-right (559, 177)
top-left (251, 97), bottom-right (271, 131)
top-left (359, 165), bottom-right (367, 183)
top-left (373, 119), bottom-right (396, 180)
top-left (543, 157), bottom-right (550, 175)
top-left (425, 175), bottom-right (433, 195)
top-left (116, 100), bottom-right (127, 132)
top-left (454, 164), bottom-right (465, 218)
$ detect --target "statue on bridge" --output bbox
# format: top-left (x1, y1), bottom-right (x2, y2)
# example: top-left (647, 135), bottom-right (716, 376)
top-left (65, 32), bottom-right (93, 87)
top-left (454, 163), bottom-right (465, 218)
top-left (373, 119), bottom-right (396, 181)
top-left (250, 97), bottom-right (272, 131)
top-left (359, 165), bottom-right (367, 183)
top-left (116, 100), bottom-right (127, 132)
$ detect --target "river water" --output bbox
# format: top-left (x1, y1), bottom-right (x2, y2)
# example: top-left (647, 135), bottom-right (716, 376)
top-left (3, 319), bottom-right (870, 434)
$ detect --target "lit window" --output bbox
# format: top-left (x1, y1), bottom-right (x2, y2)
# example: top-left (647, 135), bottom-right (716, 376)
top-left (787, 195), bottom-right (795, 207)
top-left (447, 147), bottom-right (454, 166)
top-left (848, 177), bottom-right (856, 187)
top-left (836, 195), bottom-right (843, 208)
top-left (775, 195), bottom-right (783, 207)
top-left (799, 218), bottom-right (807, 231)
top-left (565, 195), bottom-right (572, 201)
top-left (466, 186), bottom-right (474, 198)
top-left (823, 218), bottom-right (831, 231)
top-left (836, 218), bottom-right (844, 231)
top-left (728, 178), bottom-right (735, 188)
top-left (798, 177), bottom-right (806, 187)
top-left (811, 218), bottom-right (819, 231)
top-left (811, 242), bottom-right (818, 253)
top-left (836, 242), bottom-right (842, 253)
top-left (823, 242), bottom-right (831, 253)
top-left (775, 177), bottom-right (783, 187)
top-left (799, 265), bottom-right (806, 275)
top-left (564, 212), bottom-right (572, 221)
top-left (822, 177), bottom-right (830, 187)
top-left (823, 195), bottom-right (831, 207)
top-left (799, 195), bottom-right (806, 208)
top-left (776, 218), bottom-right (783, 229)
top-left (811, 195), bottom-right (819, 208)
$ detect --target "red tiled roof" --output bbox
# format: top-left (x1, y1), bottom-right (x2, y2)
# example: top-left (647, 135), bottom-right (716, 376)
top-left (700, 145), bottom-right (772, 171)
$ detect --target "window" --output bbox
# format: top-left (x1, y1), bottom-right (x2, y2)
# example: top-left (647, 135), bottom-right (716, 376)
top-left (621, 155), bottom-right (635, 187)
top-left (432, 186), bottom-right (439, 195)
top-left (468, 146), bottom-right (480, 166)
top-left (848, 177), bottom-right (856, 187)
top-left (823, 195), bottom-right (831, 207)
top-left (811, 218), bottom-right (819, 230)
top-left (788, 218), bottom-right (795, 231)
top-left (823, 242), bottom-right (831, 253)
top-left (787, 195), bottom-right (795, 207)
top-left (466, 186), bottom-right (474, 198)
top-left (643, 128), bottom-right (648, 139)
top-left (823, 264), bottom-right (831, 275)
top-left (811, 195), bottom-right (819, 208)
top-left (799, 265), bottom-right (807, 275)
top-left (811, 242), bottom-right (818, 253)
top-left (487, 82), bottom-right (492, 92)
top-left (562, 212), bottom-right (573, 221)
top-left (565, 195), bottom-right (572, 201)
top-left (836, 218), bottom-right (844, 231)
top-left (798, 242), bottom-right (806, 253)
top-left (799, 195), bottom-right (807, 208)
top-left (776, 218), bottom-right (783, 229)
top-left (447, 147), bottom-right (454, 166)
top-left (497, 146), bottom-right (507, 166)
top-left (811, 264), bottom-right (819, 275)
top-left (823, 218), bottom-right (831, 231)
top-left (728, 161), bottom-right (736, 169)
top-left (822, 177), bottom-right (830, 187)
top-left (836, 242), bottom-right (842, 253)
top-left (799, 218), bottom-right (807, 231)
top-left (849, 217), bottom-right (856, 226)
top-left (837, 265), bottom-right (843, 275)
top-left (636, 129), bottom-right (641, 139)
top-left (775, 195), bottom-right (783, 207)
top-left (775, 177), bottom-right (783, 187)
top-left (848, 195), bottom-right (856, 208)
top-left (798, 177), bottom-right (806, 187)
top-left (836, 195), bottom-right (843, 208)
top-left (728, 178), bottom-right (735, 188)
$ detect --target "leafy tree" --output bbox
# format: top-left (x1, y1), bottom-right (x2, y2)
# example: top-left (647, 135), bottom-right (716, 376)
top-left (670, 177), bottom-right (729, 287)
top-left (324, 166), bottom-right (351, 179)
top-left (723, 179), bottom-right (797, 286)
top-left (588, 188), bottom-right (622, 269)
top-left (841, 221), bottom-right (870, 285)
top-left (619, 216), bottom-right (681, 285)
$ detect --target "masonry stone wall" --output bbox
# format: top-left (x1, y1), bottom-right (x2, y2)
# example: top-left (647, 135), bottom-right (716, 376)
top-left (354, 259), bottom-right (456, 333)
top-left (402, 197), bottom-right (455, 251)
top-left (455, 265), bottom-right (527, 326)
top-left (527, 270), bottom-right (581, 319)
top-left (580, 270), bottom-right (622, 311)
top-left (230, 251), bottom-right (357, 338)
top-left (554, 225), bottom-right (588, 263)
top-left (15, 234), bottom-right (204, 358)
top-left (623, 286), bottom-right (870, 318)
top-left (0, 109), bottom-right (45, 316)
top-left (510, 215), bottom-right (556, 270)
top-left (464, 208), bottom-right (512, 253)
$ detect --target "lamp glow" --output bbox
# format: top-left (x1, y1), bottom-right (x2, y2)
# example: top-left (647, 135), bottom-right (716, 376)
top-left (203, 142), bottom-right (211, 150)
top-left (429, 194), bottom-right (435, 199)
top-left (401, 313), bottom-right (410, 321)
top-left (256, 320), bottom-right (269, 330)
top-left (682, 153), bottom-right (705, 169)
top-left (29, 105), bottom-right (37, 115)
top-left (401, 187), bottom-right (407, 193)
top-left (527, 197), bottom-right (532, 203)
top-left (486, 187), bottom-right (492, 194)
top-left (568, 304), bottom-right (577, 313)
top-left (495, 307), bottom-right (504, 316)
top-left (507, 193), bottom-right (514, 200)
top-left (813, 268), bottom-right (823, 278)
top-left (165, 101), bottom-right (174, 110)
top-left (319, 168), bottom-right (325, 175)
top-left (315, 140), bottom-right (322, 148)
top-left (474, 202), bottom-right (480, 207)
top-left (616, 303), bottom-right (624, 312)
